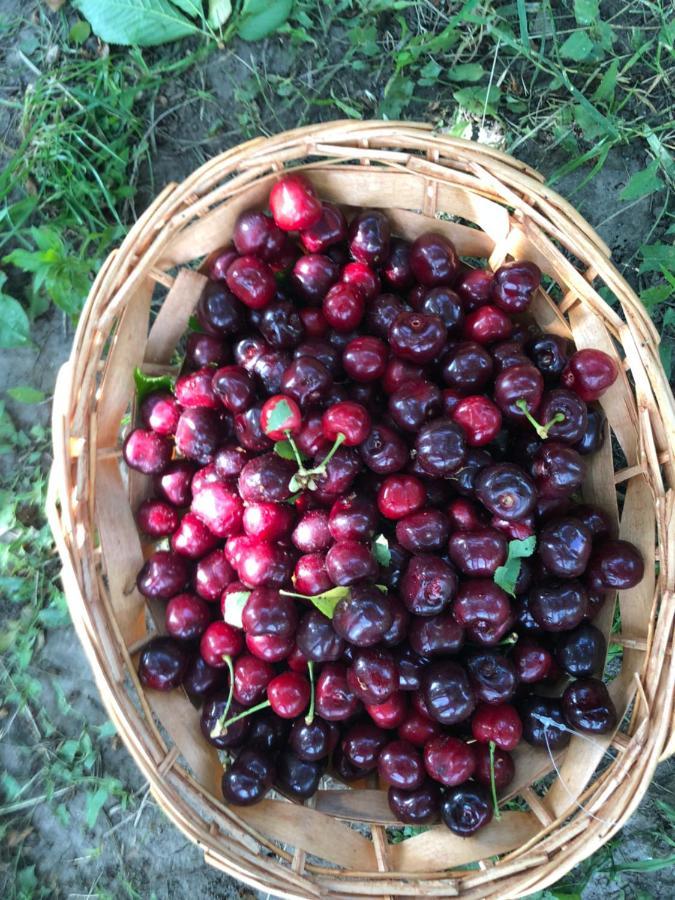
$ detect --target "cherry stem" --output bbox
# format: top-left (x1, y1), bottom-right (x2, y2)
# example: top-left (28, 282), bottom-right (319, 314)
top-left (307, 432), bottom-right (345, 477)
top-left (279, 588), bottom-right (315, 601)
top-left (214, 698), bottom-right (271, 735)
top-left (211, 655), bottom-right (235, 738)
top-left (488, 740), bottom-right (502, 822)
top-left (305, 661), bottom-right (315, 725)
top-left (283, 429), bottom-right (305, 469)
top-left (515, 399), bottom-right (565, 440)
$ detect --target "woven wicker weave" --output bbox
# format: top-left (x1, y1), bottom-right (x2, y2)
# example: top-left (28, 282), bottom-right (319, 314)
top-left (47, 121), bottom-right (675, 899)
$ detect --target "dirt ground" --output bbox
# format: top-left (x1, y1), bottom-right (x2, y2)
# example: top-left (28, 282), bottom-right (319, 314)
top-left (1, 4), bottom-right (674, 899)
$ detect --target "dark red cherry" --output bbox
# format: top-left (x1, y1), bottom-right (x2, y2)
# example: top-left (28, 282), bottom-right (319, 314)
top-left (451, 396), bottom-right (502, 446)
top-left (555, 623), bottom-right (606, 677)
top-left (448, 528), bottom-right (507, 578)
top-left (289, 717), bottom-right (334, 761)
top-left (382, 357), bottom-right (424, 394)
top-left (452, 580), bottom-right (513, 645)
top-left (471, 703), bottom-right (522, 750)
top-left (300, 202), bottom-right (347, 253)
top-left (243, 501), bottom-right (294, 542)
top-left (526, 334), bottom-right (572, 380)
top-left (242, 587), bottom-right (297, 638)
top-left (409, 612), bottom-right (464, 657)
top-left (441, 342), bottom-right (493, 393)
top-left (348, 209), bottom-right (391, 267)
top-left (292, 509), bottom-right (332, 553)
top-left (332, 744), bottom-right (366, 782)
top-left (197, 281), bottom-right (245, 335)
top-left (447, 497), bottom-right (486, 532)
top-left (532, 442), bottom-right (586, 497)
top-left (475, 463), bottom-right (537, 521)
top-left (421, 287), bottom-right (464, 336)
top-left (379, 740), bottom-right (425, 790)
top-left (326, 540), bottom-right (377, 586)
top-left (456, 267), bottom-right (494, 311)
top-left (389, 380), bottom-right (442, 432)
top-left (396, 509), bottom-right (449, 553)
top-left (137, 551), bottom-right (189, 599)
top-left (347, 648), bottom-right (398, 704)
top-left (123, 428), bottom-right (172, 475)
top-left (512, 638), bottom-right (553, 683)
top-left (232, 209), bottom-right (284, 259)
top-left (275, 751), bottom-right (323, 800)
top-left (296, 609), bottom-right (345, 662)
top-left (248, 710), bottom-right (290, 753)
top-left (238, 541), bottom-right (293, 589)
top-left (342, 260), bottom-right (381, 302)
top-left (446, 448), bottom-right (493, 497)
top-left (415, 417), bottom-right (466, 477)
top-left (377, 475), bottom-right (426, 520)
top-left (328, 495), bottom-right (378, 542)
top-left (155, 460), bottom-right (196, 507)
top-left (332, 584), bottom-right (393, 647)
top-left (323, 283), bottom-right (365, 332)
top-left (423, 660), bottom-right (475, 725)
top-left (572, 504), bottom-right (612, 541)
top-left (226, 255), bottom-right (275, 309)
top-left (389, 311), bottom-right (447, 364)
top-left (519, 695), bottom-right (571, 749)
top-left (322, 401), bottom-right (371, 446)
top-left (175, 407), bottom-right (224, 464)
top-left (200, 621), bottom-right (244, 668)
top-left (383, 237), bottom-right (414, 290)
top-left (233, 654), bottom-right (274, 706)
top-left (562, 349), bottom-right (618, 401)
top-left (312, 447), bottom-right (361, 497)
top-left (562, 677), bottom-right (617, 733)
top-left (280, 356), bottom-right (332, 410)
top-left (473, 743), bottom-right (514, 791)
top-left (183, 655), bottom-right (225, 701)
top-left (388, 779), bottom-right (441, 824)
top-left (529, 580), bottom-right (588, 631)
top-left (238, 453), bottom-right (295, 503)
top-left (342, 336), bottom-right (388, 383)
top-left (586, 539), bottom-right (644, 590)
top-left (206, 247), bottom-right (238, 283)
top-left (165, 593), bottom-right (211, 641)
top-left (441, 783), bottom-right (492, 836)
top-left (299, 307), bottom-right (328, 338)
top-left (538, 517), bottom-right (592, 578)
top-left (398, 710), bottom-right (442, 747)
top-left (234, 336), bottom-right (266, 372)
top-left (365, 293), bottom-right (409, 340)
top-left (424, 735), bottom-right (476, 786)
top-left (465, 650), bottom-right (518, 704)
top-left (140, 391), bottom-right (180, 436)
top-left (400, 554), bottom-right (457, 616)
top-left (185, 333), bottom-right (228, 370)
top-left (252, 349), bottom-right (291, 395)
top-left (492, 260), bottom-right (541, 312)
top-left (575, 405), bottom-right (606, 455)
top-left (291, 253), bottom-right (339, 304)
top-left (221, 746), bottom-right (275, 806)
top-left (410, 232), bottom-right (459, 286)
top-left (463, 304), bottom-right (512, 344)
top-left (491, 340), bottom-right (530, 373)
top-left (245, 632), bottom-right (294, 663)
top-left (315, 663), bottom-right (361, 721)
top-left (269, 173), bottom-right (321, 231)
top-left (267, 671), bottom-right (310, 719)
top-left (138, 637), bottom-right (189, 691)
top-left (493, 364), bottom-right (544, 420)
top-left (136, 498), bottom-right (179, 538)
top-left (380, 593), bottom-right (410, 642)
top-left (296, 411), bottom-right (330, 457)
top-left (258, 300), bottom-right (304, 349)
top-left (536, 389), bottom-right (588, 444)
top-left (341, 721), bottom-right (389, 771)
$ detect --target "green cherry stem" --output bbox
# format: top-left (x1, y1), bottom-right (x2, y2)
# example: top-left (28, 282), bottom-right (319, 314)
top-left (210, 655), bottom-right (235, 738)
top-left (515, 399), bottom-right (565, 440)
top-left (305, 661), bottom-right (315, 726)
top-left (306, 432), bottom-right (345, 478)
top-left (489, 740), bottom-right (502, 822)
top-left (283, 429), bottom-right (305, 469)
top-left (214, 698), bottom-right (271, 735)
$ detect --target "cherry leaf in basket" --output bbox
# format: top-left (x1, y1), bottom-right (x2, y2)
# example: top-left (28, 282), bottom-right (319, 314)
top-left (372, 533), bottom-right (391, 568)
top-left (223, 590), bottom-right (251, 629)
top-left (493, 536), bottom-right (537, 597)
top-left (133, 367), bottom-right (175, 404)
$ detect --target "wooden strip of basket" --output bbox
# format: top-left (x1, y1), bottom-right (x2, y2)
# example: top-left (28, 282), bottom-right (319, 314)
top-left (48, 121), bottom-right (675, 899)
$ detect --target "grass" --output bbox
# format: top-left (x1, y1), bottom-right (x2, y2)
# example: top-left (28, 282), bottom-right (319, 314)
top-left (0, 1), bottom-right (673, 897)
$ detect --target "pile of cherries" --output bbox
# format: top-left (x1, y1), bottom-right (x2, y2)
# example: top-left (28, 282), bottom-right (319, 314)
top-left (125, 172), bottom-right (644, 837)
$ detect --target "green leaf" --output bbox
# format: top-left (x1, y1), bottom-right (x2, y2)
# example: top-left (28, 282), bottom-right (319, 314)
top-left (85, 787), bottom-right (109, 829)
top-left (223, 590), bottom-right (250, 628)
top-left (574, 0), bottom-right (599, 26)
top-left (494, 536), bottom-right (537, 597)
top-left (453, 85), bottom-right (501, 117)
top-left (7, 386), bottom-right (45, 404)
top-left (74, 0), bottom-right (199, 46)
top-left (380, 71), bottom-right (415, 119)
top-left (133, 367), bottom-right (174, 404)
top-left (237, 0), bottom-right (293, 41)
top-left (640, 284), bottom-right (671, 310)
top-left (372, 534), bottom-right (391, 567)
top-left (592, 59), bottom-right (619, 104)
top-left (447, 63), bottom-right (484, 82)
top-left (264, 398), bottom-right (293, 435)
top-left (69, 19), bottom-right (92, 44)
top-left (282, 586), bottom-right (349, 619)
top-left (169, 0), bottom-right (202, 16)
top-left (639, 243), bottom-right (675, 274)
top-left (188, 314), bottom-right (205, 332)
top-left (613, 853), bottom-right (675, 873)
top-left (620, 160), bottom-right (664, 201)
top-left (207, 0), bottom-right (232, 27)
top-left (274, 439), bottom-right (306, 461)
top-left (560, 31), bottom-right (594, 61)
top-left (0, 278), bottom-right (30, 349)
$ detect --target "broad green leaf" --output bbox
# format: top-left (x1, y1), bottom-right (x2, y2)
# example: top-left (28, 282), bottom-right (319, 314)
top-left (453, 85), bottom-right (501, 117)
top-left (0, 279), bottom-right (30, 349)
top-left (281, 586), bottom-right (349, 619)
top-left (494, 536), bottom-right (536, 597)
top-left (7, 386), bottom-right (45, 404)
top-left (264, 397), bottom-right (293, 435)
top-left (620, 160), bottom-right (664, 201)
top-left (419, 60), bottom-right (441, 82)
top-left (592, 59), bottom-right (619, 104)
top-left (208, 0), bottom-right (232, 27)
top-left (372, 534), bottom-right (391, 567)
top-left (69, 19), bottom-right (91, 44)
top-left (237, 0), bottom-right (293, 41)
top-left (574, 0), bottom-right (599, 26)
top-left (640, 283), bottom-right (671, 310)
top-left (133, 366), bottom-right (175, 404)
top-left (169, 0), bottom-right (202, 16)
top-left (85, 787), bottom-right (109, 829)
top-left (223, 590), bottom-right (250, 628)
top-left (560, 31), bottom-right (594, 61)
top-left (74, 0), bottom-right (199, 46)
top-left (639, 243), bottom-right (675, 274)
top-left (380, 71), bottom-right (415, 118)
top-left (447, 63), bottom-right (484, 82)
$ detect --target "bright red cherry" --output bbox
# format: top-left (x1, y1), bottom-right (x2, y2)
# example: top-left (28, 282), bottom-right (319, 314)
top-left (492, 260), bottom-right (541, 312)
top-left (342, 261), bottom-right (381, 301)
top-left (269, 173), bottom-right (322, 231)
top-left (300, 201), bottom-right (347, 252)
top-left (123, 429), bottom-right (172, 475)
top-left (377, 475), bottom-right (426, 520)
top-left (452, 396), bottom-right (502, 446)
top-left (226, 256), bottom-right (275, 309)
top-left (242, 501), bottom-right (294, 541)
top-left (136, 498), bottom-right (179, 537)
top-left (171, 512), bottom-right (220, 559)
top-left (322, 283), bottom-right (365, 332)
top-left (191, 482), bottom-right (244, 538)
top-left (200, 621), bottom-right (244, 668)
top-left (463, 305), bottom-right (513, 345)
top-left (471, 703), bottom-right (523, 751)
top-left (322, 401), bottom-right (371, 446)
top-left (423, 735), bottom-right (476, 786)
top-left (140, 391), bottom-right (180, 436)
top-left (260, 394), bottom-right (302, 441)
top-left (267, 671), bottom-right (310, 718)
top-left (561, 349), bottom-right (618, 401)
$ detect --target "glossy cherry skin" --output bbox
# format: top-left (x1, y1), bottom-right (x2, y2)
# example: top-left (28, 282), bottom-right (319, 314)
top-left (214, 444), bottom-right (250, 480)
top-left (251, 350), bottom-right (291, 396)
top-left (201, 697), bottom-right (250, 749)
top-left (424, 735), bottom-right (476, 787)
top-left (365, 691), bottom-right (408, 729)
top-left (296, 609), bottom-right (345, 662)
top-left (221, 747), bottom-right (275, 806)
top-left (341, 722), bottom-right (389, 770)
top-left (292, 509), bottom-right (332, 553)
top-left (348, 209), bottom-right (391, 266)
top-left (532, 442), bottom-right (586, 497)
top-left (342, 336), bottom-right (388, 383)
top-left (233, 209), bottom-right (283, 258)
top-left (136, 498), bottom-right (179, 538)
top-left (471, 703), bottom-right (522, 750)
top-left (200, 621), bottom-right (244, 668)
top-left (258, 300), bottom-right (304, 349)
top-left (388, 779), bottom-right (442, 824)
top-left (441, 342), bottom-right (494, 393)
top-left (312, 447), bottom-right (361, 497)
top-left (572, 504), bottom-right (612, 541)
top-left (175, 367), bottom-right (219, 410)
top-left (529, 580), bottom-right (587, 632)
top-left (420, 286), bottom-right (464, 336)
top-left (493, 364), bottom-right (544, 421)
top-left (123, 428), bottom-right (172, 475)
top-left (323, 283), bottom-right (365, 332)
top-left (315, 663), bottom-right (361, 721)
top-left (238, 453), bottom-right (295, 503)
top-left (137, 551), bottom-right (189, 600)
top-left (300, 201), bottom-right (347, 252)
top-left (465, 650), bottom-right (518, 704)
top-left (299, 307), bottom-right (329, 338)
top-left (447, 497), bottom-right (486, 532)
top-left (536, 389), bottom-right (588, 445)
top-left (269, 173), bottom-right (322, 231)
top-left (448, 528), bottom-right (507, 578)
top-left (291, 253), bottom-right (339, 304)
top-left (232, 654), bottom-right (275, 707)
top-left (175, 407), bottom-right (224, 464)
top-left (197, 281), bottom-right (245, 335)
top-left (281, 356), bottom-right (332, 409)
top-left (289, 717), bottom-right (334, 761)
top-left (322, 401), bottom-right (371, 446)
top-left (378, 740), bottom-right (425, 790)
top-left (555, 622), bottom-right (606, 677)
top-left (512, 639), bottom-right (554, 683)
top-left (538, 517), bottom-right (592, 579)
top-left (451, 396), bottom-right (502, 447)
top-left (365, 293), bottom-right (409, 340)
top-left (586, 539), bottom-right (644, 590)
top-left (456, 267), bottom-right (493, 311)
top-left (575, 406), bottom-right (606, 455)
top-left (415, 417), bottom-right (466, 477)
top-left (165, 593), bottom-right (211, 641)
top-left (295, 414), bottom-right (330, 459)
top-left (347, 648), bottom-right (398, 704)
top-left (191, 482), bottom-right (243, 539)
top-left (140, 391), bottom-right (181, 436)
top-left (332, 584), bottom-right (393, 647)
top-left (389, 380), bottom-right (442, 432)
top-left (226, 256), bottom-right (275, 309)
top-left (138, 638), bottom-right (189, 691)
top-left (398, 710), bottom-right (442, 747)
top-left (326, 540), bottom-right (378, 586)
top-left (380, 594), bottom-right (410, 643)
top-left (410, 232), bottom-right (459, 286)
top-left (463, 304), bottom-right (513, 345)
top-left (562, 349), bottom-right (618, 401)
top-left (475, 463), bottom-right (537, 521)
top-left (526, 334), bottom-right (571, 381)
top-left (519, 695), bottom-right (571, 750)
top-left (473, 743), bottom-right (515, 791)
top-left (446, 448), bottom-right (493, 497)
top-left (342, 261), bottom-right (381, 303)
top-left (266, 671), bottom-right (310, 718)
top-left (382, 357), bottom-right (424, 395)
top-left (238, 541), bottom-right (293, 589)
top-left (452, 580), bottom-right (513, 645)
top-left (492, 260), bottom-right (541, 312)
top-left (275, 751), bottom-right (323, 800)
top-left (327, 496), bottom-right (376, 543)
top-left (396, 509), bottom-right (449, 553)
top-left (409, 612), bottom-right (464, 657)
top-left (377, 475), bottom-right (426, 521)
top-left (379, 238), bottom-right (413, 290)
top-left (423, 660), bottom-right (475, 725)
top-left (389, 311), bottom-right (447, 364)
top-left (400, 554), bottom-right (458, 616)
top-left (242, 588), bottom-right (297, 638)
top-left (242, 503), bottom-right (294, 544)
top-left (245, 632), bottom-right (294, 663)
top-left (441, 783), bottom-right (492, 836)
top-left (562, 677), bottom-right (617, 733)
top-left (183, 655), bottom-right (226, 701)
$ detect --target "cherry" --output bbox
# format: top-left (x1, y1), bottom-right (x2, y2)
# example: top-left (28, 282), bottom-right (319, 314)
top-left (586, 539), bottom-right (644, 590)
top-left (473, 743), bottom-right (514, 792)
top-left (453, 580), bottom-right (513, 645)
top-left (226, 255), bottom-right (275, 309)
top-left (341, 261), bottom-right (381, 303)
top-left (206, 247), bottom-right (238, 282)
top-left (465, 650), bottom-right (518, 704)
top-left (123, 428), bottom-right (172, 475)
top-left (396, 509), bottom-right (449, 553)
top-left (475, 463), bottom-right (537, 521)
top-left (512, 639), bottom-right (553, 683)
top-left (532, 442), bottom-right (586, 497)
top-left (441, 342), bottom-right (494, 393)
top-left (562, 677), bottom-right (617, 733)
top-left (224, 536), bottom-right (255, 570)
top-left (292, 509), bottom-right (332, 552)
top-left (238, 452), bottom-right (295, 503)
top-left (290, 253), bottom-right (339, 304)
top-left (347, 648), bottom-right (398, 704)
top-left (136, 498), bottom-right (179, 538)
top-left (238, 540), bottom-right (293, 589)
top-left (258, 300), bottom-right (305, 349)
top-left (491, 340), bottom-right (530, 373)
top-left (398, 710), bottom-right (442, 747)
top-left (388, 779), bottom-right (441, 824)
top-left (377, 475), bottom-right (426, 521)
top-left (555, 623), bottom-right (606, 677)
top-left (463, 304), bottom-right (513, 345)
top-left (140, 391), bottom-right (181, 436)
top-left (222, 746), bottom-right (275, 806)
top-left (326, 541), bottom-right (377, 586)
top-left (448, 528), bottom-right (507, 577)
top-left (535, 389), bottom-right (588, 444)
top-left (234, 335), bottom-right (267, 371)
top-left (366, 293), bottom-right (410, 340)
top-left (400, 554), bottom-right (457, 615)
top-left (342, 721), bottom-right (389, 770)
top-left (447, 497), bottom-right (486, 532)
top-left (252, 350), bottom-right (291, 395)
top-left (281, 356), bottom-right (332, 409)
top-left (409, 612), bottom-right (464, 657)
top-left (267, 671), bottom-right (310, 718)
top-left (410, 232), bottom-right (459, 286)
top-left (452, 396), bottom-right (502, 446)
top-left (174, 368), bottom-right (219, 410)
top-left (258, 395), bottom-right (301, 443)
top-left (300, 201), bottom-right (347, 252)
top-left (242, 502), bottom-right (294, 543)
top-left (389, 311), bottom-right (447, 364)
top-left (424, 735), bottom-right (476, 787)
top-left (242, 587), bottom-right (297, 638)
top-left (296, 609), bottom-right (345, 662)
top-left (200, 621), bottom-right (244, 668)
top-left (201, 696), bottom-right (250, 749)
top-left (248, 710), bottom-right (290, 752)
top-left (572, 504), bottom-right (611, 541)
top-left (441, 783), bottom-right (493, 836)
top-left (232, 209), bottom-right (283, 258)
top-left (197, 281), bottom-right (245, 335)
top-left (190, 462), bottom-right (225, 495)
top-left (312, 447), bottom-right (361, 497)
top-left (322, 401), bottom-right (371, 446)
top-left (379, 740), bottom-right (425, 790)
top-left (269, 173), bottom-right (322, 231)
top-left (389, 381), bottom-right (442, 432)
top-left (299, 307), bottom-right (329, 338)
top-left (165, 593), bottom-right (211, 641)
top-left (471, 703), bottom-right (522, 750)
top-left (415, 418), bottom-right (466, 477)
top-left (315, 663), bottom-right (361, 721)
top-left (456, 267), bottom-right (493, 311)
top-left (492, 260), bottom-right (540, 312)
top-left (446, 448), bottom-right (493, 497)
top-left (183, 655), bottom-right (225, 701)
top-left (233, 654), bottom-right (274, 706)
top-left (323, 282), bottom-right (365, 332)
top-left (333, 744), bottom-right (367, 782)
top-left (175, 407), bottom-right (224, 464)
top-left (538, 517), bottom-right (592, 578)
top-left (348, 209), bottom-right (391, 267)
top-left (423, 660), bottom-right (475, 725)
top-left (380, 593), bottom-right (410, 643)
top-left (395, 648), bottom-right (429, 693)
top-left (191, 482), bottom-right (243, 539)
top-left (275, 751), bottom-right (323, 800)
top-left (382, 357), bottom-right (424, 395)
top-left (246, 632), bottom-right (294, 663)
top-left (526, 334), bottom-right (571, 380)
top-left (421, 287), bottom-right (464, 336)
top-left (519, 695), bottom-right (571, 749)
top-left (575, 406), bottom-right (606, 455)
top-left (138, 638), bottom-right (189, 691)
top-left (529, 580), bottom-right (588, 632)
top-left (342, 336), bottom-right (388, 383)
top-left (382, 237), bottom-right (414, 289)
top-left (332, 584), bottom-right (393, 646)
top-left (365, 691), bottom-right (408, 729)
top-left (327, 497), bottom-right (377, 544)
top-left (289, 717), bottom-right (334, 761)
top-left (493, 364), bottom-right (544, 420)
top-left (137, 551), bottom-right (189, 599)
top-left (562, 349), bottom-right (618, 402)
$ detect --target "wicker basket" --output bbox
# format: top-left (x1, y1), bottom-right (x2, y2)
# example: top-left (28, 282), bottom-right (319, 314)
top-left (48, 121), bottom-right (675, 899)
